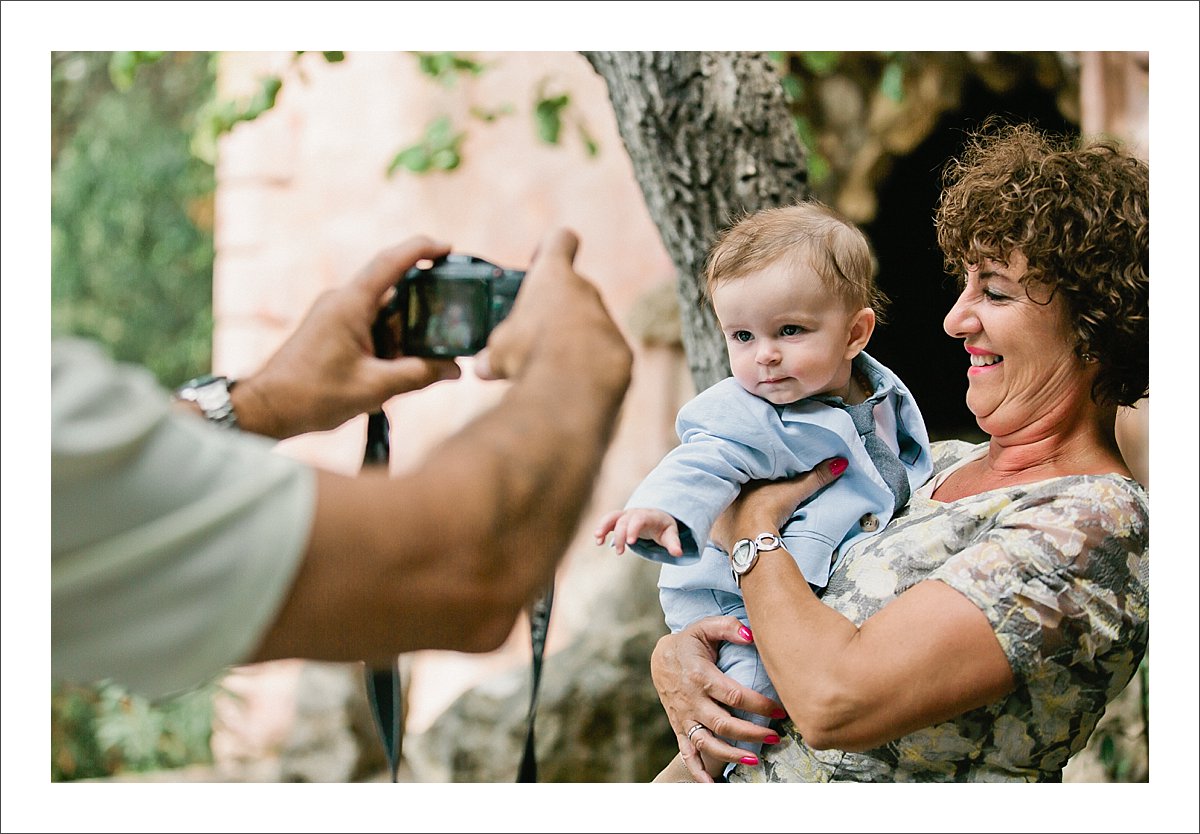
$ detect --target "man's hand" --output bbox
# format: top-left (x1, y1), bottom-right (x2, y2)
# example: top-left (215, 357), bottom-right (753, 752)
top-left (474, 228), bottom-right (630, 388)
top-left (232, 236), bottom-right (464, 439)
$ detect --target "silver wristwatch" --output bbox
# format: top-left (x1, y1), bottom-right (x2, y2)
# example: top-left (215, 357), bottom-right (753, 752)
top-left (174, 374), bottom-right (239, 429)
top-left (729, 533), bottom-right (783, 587)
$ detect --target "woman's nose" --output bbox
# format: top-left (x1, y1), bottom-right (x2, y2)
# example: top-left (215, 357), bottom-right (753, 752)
top-left (943, 289), bottom-right (978, 339)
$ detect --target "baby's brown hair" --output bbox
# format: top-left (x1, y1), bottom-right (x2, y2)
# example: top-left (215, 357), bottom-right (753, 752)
top-left (704, 201), bottom-right (888, 320)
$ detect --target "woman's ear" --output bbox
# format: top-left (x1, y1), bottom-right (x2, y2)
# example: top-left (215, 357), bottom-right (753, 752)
top-left (843, 307), bottom-right (876, 359)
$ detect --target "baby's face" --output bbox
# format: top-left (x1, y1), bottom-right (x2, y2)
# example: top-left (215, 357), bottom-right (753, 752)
top-left (712, 260), bottom-right (861, 405)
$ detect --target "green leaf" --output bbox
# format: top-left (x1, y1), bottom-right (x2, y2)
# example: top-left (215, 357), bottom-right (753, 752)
top-left (389, 145), bottom-right (431, 174)
top-left (430, 148), bottom-right (461, 170)
top-left (108, 51), bottom-right (164, 92)
top-left (792, 114), bottom-right (817, 150)
top-left (799, 51), bottom-right (840, 76)
top-left (578, 122), bottom-right (600, 157)
top-left (879, 61), bottom-right (905, 102)
top-left (426, 114), bottom-right (454, 145)
top-left (534, 93), bottom-right (570, 145)
top-left (246, 75), bottom-right (283, 117)
top-left (413, 51), bottom-right (487, 86)
top-left (807, 153), bottom-right (830, 186)
top-left (387, 115), bottom-right (464, 176)
top-left (1098, 733), bottom-right (1116, 766)
top-left (780, 74), bottom-right (803, 103)
top-left (322, 51), bottom-right (346, 63)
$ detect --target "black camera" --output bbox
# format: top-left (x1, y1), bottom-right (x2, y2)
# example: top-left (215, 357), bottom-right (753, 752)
top-left (373, 254), bottom-right (525, 358)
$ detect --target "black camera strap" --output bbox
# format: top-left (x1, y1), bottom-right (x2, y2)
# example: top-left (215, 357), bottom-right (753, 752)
top-left (361, 410), bottom-right (406, 782)
top-left (518, 580), bottom-right (553, 782)
top-left (361, 385), bottom-right (552, 782)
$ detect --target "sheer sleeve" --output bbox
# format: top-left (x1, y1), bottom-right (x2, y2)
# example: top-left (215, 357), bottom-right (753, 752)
top-left (930, 476), bottom-right (1148, 687)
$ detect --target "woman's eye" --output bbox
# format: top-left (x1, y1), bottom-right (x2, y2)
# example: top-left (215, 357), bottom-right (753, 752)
top-left (982, 289), bottom-right (1009, 302)
top-left (780, 324), bottom-right (805, 337)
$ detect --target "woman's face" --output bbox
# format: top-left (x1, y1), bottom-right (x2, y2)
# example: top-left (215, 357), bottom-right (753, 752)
top-left (943, 251), bottom-right (1091, 438)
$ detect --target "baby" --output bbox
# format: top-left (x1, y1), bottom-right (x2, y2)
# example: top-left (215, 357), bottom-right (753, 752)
top-left (595, 201), bottom-right (932, 780)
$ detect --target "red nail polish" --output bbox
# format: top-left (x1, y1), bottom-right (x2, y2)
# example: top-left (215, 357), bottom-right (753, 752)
top-left (738, 625), bottom-right (754, 642)
top-left (829, 457), bottom-right (849, 477)
top-left (764, 734), bottom-right (780, 744)
top-left (770, 709), bottom-right (787, 719)
top-left (740, 755), bottom-right (759, 765)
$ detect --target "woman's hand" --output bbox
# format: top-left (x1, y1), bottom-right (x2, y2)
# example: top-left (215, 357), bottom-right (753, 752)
top-left (651, 458), bottom-right (849, 780)
top-left (710, 457), bottom-right (848, 553)
top-left (651, 616), bottom-right (786, 782)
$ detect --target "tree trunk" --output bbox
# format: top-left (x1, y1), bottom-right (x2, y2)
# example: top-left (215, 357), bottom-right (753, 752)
top-left (581, 51), bottom-right (809, 393)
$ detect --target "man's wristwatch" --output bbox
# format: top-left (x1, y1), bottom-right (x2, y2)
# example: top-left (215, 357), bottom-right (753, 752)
top-left (729, 532), bottom-right (783, 588)
top-left (174, 374), bottom-right (239, 429)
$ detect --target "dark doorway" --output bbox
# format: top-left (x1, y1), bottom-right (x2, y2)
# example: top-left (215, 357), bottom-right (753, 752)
top-left (864, 74), bottom-right (1077, 442)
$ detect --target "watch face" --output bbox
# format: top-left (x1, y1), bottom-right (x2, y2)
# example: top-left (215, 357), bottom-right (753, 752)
top-left (731, 539), bottom-right (756, 573)
top-left (195, 380), bottom-right (231, 411)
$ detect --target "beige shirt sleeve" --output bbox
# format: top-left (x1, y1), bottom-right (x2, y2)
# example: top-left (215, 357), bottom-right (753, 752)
top-left (52, 339), bottom-right (316, 699)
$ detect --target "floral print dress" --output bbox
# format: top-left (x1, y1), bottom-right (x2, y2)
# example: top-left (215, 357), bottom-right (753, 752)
top-left (729, 440), bottom-right (1149, 782)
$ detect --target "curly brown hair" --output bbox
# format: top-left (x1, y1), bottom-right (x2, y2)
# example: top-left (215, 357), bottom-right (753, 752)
top-left (935, 121), bottom-right (1148, 407)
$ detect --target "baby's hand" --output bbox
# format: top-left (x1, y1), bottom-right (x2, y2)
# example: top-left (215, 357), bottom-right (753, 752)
top-left (594, 508), bottom-right (683, 557)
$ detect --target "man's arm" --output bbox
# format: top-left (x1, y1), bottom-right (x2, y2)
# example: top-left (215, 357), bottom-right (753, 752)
top-left (249, 229), bottom-right (632, 665)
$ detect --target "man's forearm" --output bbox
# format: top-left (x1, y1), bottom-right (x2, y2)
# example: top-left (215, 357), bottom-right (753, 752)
top-left (417, 333), bottom-right (632, 608)
top-left (249, 327), bottom-right (631, 665)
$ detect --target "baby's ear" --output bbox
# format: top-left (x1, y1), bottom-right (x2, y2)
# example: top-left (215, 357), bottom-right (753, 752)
top-left (843, 307), bottom-right (875, 359)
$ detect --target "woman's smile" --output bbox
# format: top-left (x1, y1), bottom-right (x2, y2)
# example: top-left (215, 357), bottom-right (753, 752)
top-left (966, 346), bottom-right (1002, 373)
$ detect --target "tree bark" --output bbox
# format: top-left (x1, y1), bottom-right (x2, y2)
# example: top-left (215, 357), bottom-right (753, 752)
top-left (582, 51), bottom-right (809, 393)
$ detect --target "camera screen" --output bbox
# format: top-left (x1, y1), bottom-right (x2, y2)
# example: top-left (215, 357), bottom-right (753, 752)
top-left (404, 277), bottom-right (490, 356)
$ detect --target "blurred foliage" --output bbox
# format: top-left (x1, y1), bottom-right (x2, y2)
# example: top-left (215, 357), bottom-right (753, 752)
top-left (51, 50), bottom-right (216, 388)
top-left (770, 51), bottom-right (910, 188)
top-left (51, 679), bottom-right (218, 781)
top-left (190, 51), bottom-right (345, 164)
top-left (390, 53), bottom-right (599, 178)
top-left (388, 114), bottom-right (466, 174)
top-left (413, 50), bottom-right (489, 85)
top-left (52, 52), bottom-right (222, 776)
top-left (1093, 657), bottom-right (1150, 781)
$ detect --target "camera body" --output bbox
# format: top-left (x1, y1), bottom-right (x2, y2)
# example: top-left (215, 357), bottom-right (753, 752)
top-left (374, 254), bottom-right (525, 358)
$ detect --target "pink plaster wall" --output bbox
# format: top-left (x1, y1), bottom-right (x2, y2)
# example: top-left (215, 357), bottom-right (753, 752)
top-left (211, 51), bottom-right (690, 747)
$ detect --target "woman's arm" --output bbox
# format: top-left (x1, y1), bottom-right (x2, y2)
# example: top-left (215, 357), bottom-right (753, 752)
top-left (737, 549), bottom-right (1013, 751)
top-left (708, 472), bottom-right (1014, 754)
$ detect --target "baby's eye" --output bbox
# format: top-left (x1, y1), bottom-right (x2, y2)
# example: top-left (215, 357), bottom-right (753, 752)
top-left (780, 324), bottom-right (806, 337)
top-left (731, 330), bottom-right (754, 343)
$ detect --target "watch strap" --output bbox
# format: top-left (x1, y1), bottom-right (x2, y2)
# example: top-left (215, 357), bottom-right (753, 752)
top-left (731, 532), bottom-right (783, 588)
top-left (174, 374), bottom-right (239, 429)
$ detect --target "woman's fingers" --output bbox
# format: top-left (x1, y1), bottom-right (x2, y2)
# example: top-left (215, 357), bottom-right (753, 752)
top-left (711, 457), bottom-right (849, 552)
top-left (651, 617), bottom-right (786, 779)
